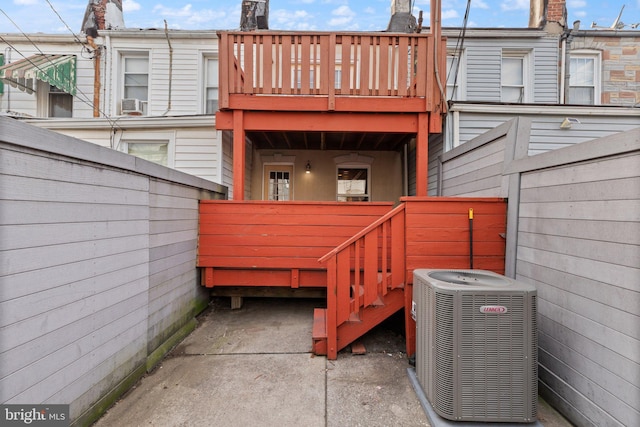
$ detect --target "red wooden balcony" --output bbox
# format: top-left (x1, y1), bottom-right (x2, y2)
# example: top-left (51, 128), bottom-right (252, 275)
top-left (217, 30), bottom-right (446, 115)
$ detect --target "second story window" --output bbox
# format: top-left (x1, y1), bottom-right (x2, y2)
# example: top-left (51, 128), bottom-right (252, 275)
top-left (205, 57), bottom-right (218, 114)
top-left (121, 54), bottom-right (149, 115)
top-left (446, 50), bottom-right (465, 101)
top-left (501, 51), bottom-right (530, 103)
top-left (569, 52), bottom-right (601, 105)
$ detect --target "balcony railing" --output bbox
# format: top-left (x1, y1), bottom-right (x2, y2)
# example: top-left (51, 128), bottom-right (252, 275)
top-left (218, 31), bottom-right (442, 112)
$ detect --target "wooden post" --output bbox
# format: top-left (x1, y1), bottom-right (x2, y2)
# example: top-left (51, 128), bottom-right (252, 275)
top-left (86, 36), bottom-right (101, 118)
top-left (416, 113), bottom-right (429, 196)
top-left (233, 110), bottom-right (246, 200)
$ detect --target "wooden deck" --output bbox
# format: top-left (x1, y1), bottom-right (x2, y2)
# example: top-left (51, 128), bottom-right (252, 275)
top-left (197, 198), bottom-right (507, 359)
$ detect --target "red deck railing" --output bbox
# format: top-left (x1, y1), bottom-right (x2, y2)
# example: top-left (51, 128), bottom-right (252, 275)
top-left (218, 31), bottom-right (442, 112)
top-left (318, 203), bottom-right (406, 359)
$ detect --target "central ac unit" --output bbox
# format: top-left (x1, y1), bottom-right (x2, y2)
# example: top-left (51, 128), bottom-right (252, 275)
top-left (121, 98), bottom-right (144, 114)
top-left (413, 269), bottom-right (538, 423)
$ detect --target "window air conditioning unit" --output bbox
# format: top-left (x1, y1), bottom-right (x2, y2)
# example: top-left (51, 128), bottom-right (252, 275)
top-left (413, 269), bottom-right (537, 423)
top-left (121, 98), bottom-right (144, 115)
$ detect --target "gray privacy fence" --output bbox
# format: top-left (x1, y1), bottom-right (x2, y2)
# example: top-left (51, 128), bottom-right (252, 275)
top-left (0, 117), bottom-right (227, 425)
top-left (437, 120), bottom-right (640, 427)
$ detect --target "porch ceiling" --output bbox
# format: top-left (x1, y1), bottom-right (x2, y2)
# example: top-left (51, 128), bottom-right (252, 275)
top-left (247, 131), bottom-right (414, 151)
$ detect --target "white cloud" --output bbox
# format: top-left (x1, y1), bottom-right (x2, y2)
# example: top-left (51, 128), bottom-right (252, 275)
top-left (473, 0), bottom-right (490, 10)
top-left (568, 0), bottom-right (587, 7)
top-left (270, 9), bottom-right (316, 31)
top-left (123, 0), bottom-right (141, 13)
top-left (328, 5), bottom-right (355, 27)
top-left (500, 0), bottom-right (529, 12)
top-left (442, 9), bottom-right (460, 20)
top-left (13, 0), bottom-right (39, 5)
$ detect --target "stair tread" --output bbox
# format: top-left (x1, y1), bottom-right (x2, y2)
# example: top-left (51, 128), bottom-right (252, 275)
top-left (312, 308), bottom-right (327, 339)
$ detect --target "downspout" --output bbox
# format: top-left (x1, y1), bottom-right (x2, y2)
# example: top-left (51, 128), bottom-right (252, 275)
top-left (4, 47), bottom-right (11, 111)
top-left (162, 20), bottom-right (173, 116)
top-left (104, 33), bottom-right (112, 117)
top-left (560, 21), bottom-right (580, 104)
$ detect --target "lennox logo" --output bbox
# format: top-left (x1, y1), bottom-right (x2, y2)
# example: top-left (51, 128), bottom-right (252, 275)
top-left (480, 305), bottom-right (508, 314)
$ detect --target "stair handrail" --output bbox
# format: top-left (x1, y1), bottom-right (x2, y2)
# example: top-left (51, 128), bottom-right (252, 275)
top-left (318, 203), bottom-right (405, 264)
top-left (318, 202), bottom-right (406, 359)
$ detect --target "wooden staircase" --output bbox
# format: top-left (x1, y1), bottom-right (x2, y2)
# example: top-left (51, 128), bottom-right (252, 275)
top-left (312, 204), bottom-right (407, 360)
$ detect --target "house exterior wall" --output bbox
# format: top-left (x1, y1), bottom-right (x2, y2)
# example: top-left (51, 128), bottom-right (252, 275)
top-left (571, 32), bottom-right (640, 106)
top-left (443, 29), bottom-right (559, 104)
top-left (0, 35), bottom-right (95, 117)
top-left (445, 104), bottom-right (639, 154)
top-left (0, 118), bottom-right (226, 424)
top-left (1, 31), bottom-right (225, 187)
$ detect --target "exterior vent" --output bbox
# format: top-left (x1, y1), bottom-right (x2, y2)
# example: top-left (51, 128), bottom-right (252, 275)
top-left (413, 269), bottom-right (538, 423)
top-left (121, 98), bottom-right (145, 115)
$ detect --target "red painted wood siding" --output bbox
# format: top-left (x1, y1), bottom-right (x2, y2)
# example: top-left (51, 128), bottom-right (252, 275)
top-left (198, 201), bottom-right (394, 287)
top-left (403, 197), bottom-right (507, 279)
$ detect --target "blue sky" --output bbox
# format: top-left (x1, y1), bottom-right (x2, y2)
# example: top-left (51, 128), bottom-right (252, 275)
top-left (1, 0), bottom-right (637, 34)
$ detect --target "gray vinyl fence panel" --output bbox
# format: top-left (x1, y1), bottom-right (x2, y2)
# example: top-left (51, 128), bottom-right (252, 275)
top-left (0, 117), bottom-right (227, 423)
top-left (434, 120), bottom-right (640, 426)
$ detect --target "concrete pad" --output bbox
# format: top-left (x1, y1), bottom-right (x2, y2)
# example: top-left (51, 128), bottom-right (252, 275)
top-left (177, 298), bottom-right (318, 355)
top-left (327, 353), bottom-right (430, 427)
top-left (94, 353), bottom-right (326, 427)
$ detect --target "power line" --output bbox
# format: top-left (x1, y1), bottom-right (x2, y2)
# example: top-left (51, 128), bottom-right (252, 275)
top-left (43, 0), bottom-right (88, 49)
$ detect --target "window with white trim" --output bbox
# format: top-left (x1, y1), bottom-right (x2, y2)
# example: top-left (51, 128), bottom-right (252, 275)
top-left (446, 50), bottom-right (465, 101)
top-left (48, 84), bottom-right (73, 117)
top-left (501, 50), bottom-right (531, 103)
top-left (569, 51), bottom-right (601, 105)
top-left (119, 132), bottom-right (175, 167)
top-left (204, 56), bottom-right (218, 114)
top-left (121, 53), bottom-right (149, 114)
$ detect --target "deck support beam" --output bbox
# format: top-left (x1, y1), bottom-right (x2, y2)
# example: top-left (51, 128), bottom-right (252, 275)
top-left (233, 110), bottom-right (246, 200)
top-left (416, 113), bottom-right (429, 196)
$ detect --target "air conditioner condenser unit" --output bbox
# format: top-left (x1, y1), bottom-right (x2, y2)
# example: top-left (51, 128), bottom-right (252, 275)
top-left (413, 269), bottom-right (538, 423)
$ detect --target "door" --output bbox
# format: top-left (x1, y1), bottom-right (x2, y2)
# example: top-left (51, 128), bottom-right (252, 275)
top-left (263, 164), bottom-right (294, 200)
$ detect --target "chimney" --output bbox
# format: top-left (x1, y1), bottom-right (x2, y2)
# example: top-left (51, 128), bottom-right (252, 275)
top-left (81, 0), bottom-right (124, 35)
top-left (546, 0), bottom-right (567, 27)
top-left (386, 0), bottom-right (416, 33)
top-left (240, 0), bottom-right (269, 31)
top-left (529, 0), bottom-right (567, 32)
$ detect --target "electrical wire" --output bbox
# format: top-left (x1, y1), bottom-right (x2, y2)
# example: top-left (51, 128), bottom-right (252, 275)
top-left (447, 0), bottom-right (471, 102)
top-left (43, 0), bottom-right (89, 49)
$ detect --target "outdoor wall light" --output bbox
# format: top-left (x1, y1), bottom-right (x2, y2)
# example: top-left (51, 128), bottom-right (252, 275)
top-left (305, 161), bottom-right (311, 173)
top-left (560, 117), bottom-right (581, 129)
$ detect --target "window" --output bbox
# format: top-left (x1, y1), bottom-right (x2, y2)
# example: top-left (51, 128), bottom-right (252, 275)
top-left (337, 167), bottom-right (369, 202)
top-left (204, 57), bottom-right (218, 114)
top-left (501, 51), bottom-right (530, 103)
top-left (48, 85), bottom-right (72, 117)
top-left (119, 132), bottom-right (174, 167)
top-left (569, 51), bottom-right (601, 105)
top-left (446, 50), bottom-right (465, 101)
top-left (127, 142), bottom-right (168, 166)
top-left (122, 54), bottom-right (149, 114)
